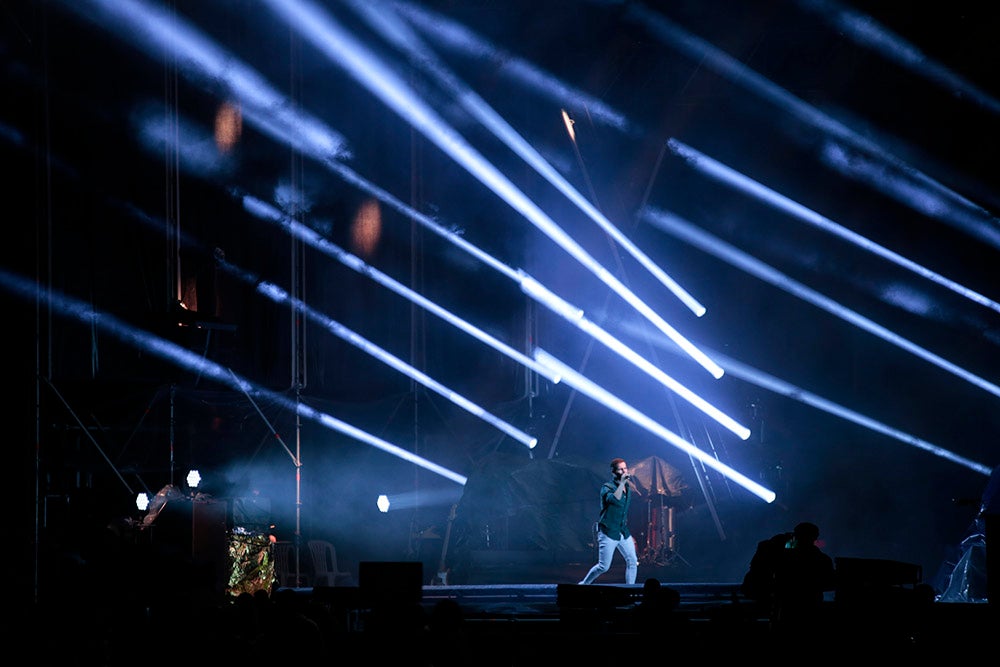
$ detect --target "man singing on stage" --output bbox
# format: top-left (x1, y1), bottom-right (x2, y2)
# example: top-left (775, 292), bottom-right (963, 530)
top-left (579, 457), bottom-right (638, 584)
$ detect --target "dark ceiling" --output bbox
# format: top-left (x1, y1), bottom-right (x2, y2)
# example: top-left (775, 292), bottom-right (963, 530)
top-left (4, 0), bottom-right (998, 583)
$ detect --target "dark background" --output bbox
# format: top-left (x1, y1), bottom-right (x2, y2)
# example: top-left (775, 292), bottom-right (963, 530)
top-left (4, 0), bottom-right (997, 603)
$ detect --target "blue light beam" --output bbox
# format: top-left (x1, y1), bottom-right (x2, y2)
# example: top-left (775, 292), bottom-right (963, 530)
top-left (261, 0), bottom-right (722, 378)
top-left (1, 268), bottom-right (467, 485)
top-left (643, 207), bottom-right (1000, 400)
top-left (533, 348), bottom-right (775, 503)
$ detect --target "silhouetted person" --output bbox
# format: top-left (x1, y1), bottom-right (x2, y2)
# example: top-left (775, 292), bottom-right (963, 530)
top-left (424, 598), bottom-right (469, 665)
top-left (633, 577), bottom-right (684, 635)
top-left (743, 521), bottom-right (836, 643)
top-left (427, 597), bottom-right (466, 636)
top-left (742, 531), bottom-right (793, 610)
top-left (256, 587), bottom-right (328, 659)
top-left (772, 522), bottom-right (835, 643)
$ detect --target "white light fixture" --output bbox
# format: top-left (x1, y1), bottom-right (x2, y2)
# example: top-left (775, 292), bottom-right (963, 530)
top-left (377, 495), bottom-right (390, 513)
top-left (136, 492), bottom-right (150, 511)
top-left (186, 469), bottom-right (202, 489)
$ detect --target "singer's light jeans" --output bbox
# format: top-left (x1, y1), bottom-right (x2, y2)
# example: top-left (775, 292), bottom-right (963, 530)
top-left (579, 530), bottom-right (638, 585)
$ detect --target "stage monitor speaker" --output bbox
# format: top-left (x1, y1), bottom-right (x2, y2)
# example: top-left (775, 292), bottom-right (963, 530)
top-left (835, 557), bottom-right (922, 587)
top-left (359, 561), bottom-right (423, 608)
top-left (835, 557), bottom-right (922, 606)
top-left (556, 583), bottom-right (635, 609)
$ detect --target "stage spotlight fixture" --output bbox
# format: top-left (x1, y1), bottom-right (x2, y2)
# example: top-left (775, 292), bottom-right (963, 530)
top-left (376, 488), bottom-right (464, 512)
top-left (136, 493), bottom-right (150, 511)
top-left (186, 469), bottom-right (202, 489)
top-left (377, 495), bottom-right (390, 513)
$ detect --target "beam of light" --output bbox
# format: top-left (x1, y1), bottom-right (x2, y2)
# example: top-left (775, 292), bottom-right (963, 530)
top-left (624, 3), bottom-right (1000, 250)
top-left (818, 141), bottom-right (1000, 249)
top-left (714, 350), bottom-right (995, 477)
top-left (260, 0), bottom-right (723, 379)
top-left (55, 0), bottom-right (729, 411)
top-left (55, 0), bottom-right (721, 396)
top-left (798, 0), bottom-right (1000, 116)
top-left (243, 187), bottom-right (746, 443)
top-left (389, 0), bottom-right (630, 133)
top-left (404, 0), bottom-right (999, 249)
top-left (533, 348), bottom-right (776, 503)
top-left (519, 274), bottom-right (750, 440)
top-left (1, 268), bottom-right (467, 485)
top-left (376, 487), bottom-right (464, 512)
top-left (134, 109), bottom-right (743, 443)
top-left (345, 0), bottom-right (706, 318)
top-left (643, 207), bottom-right (1000, 400)
top-left (214, 260), bottom-right (538, 450)
top-left (620, 319), bottom-right (994, 477)
top-left (303, 167), bottom-right (738, 414)
top-left (57, 0), bottom-right (352, 165)
top-left (239, 193), bottom-right (562, 387)
top-left (240, 190), bottom-right (745, 439)
top-left (240, 189), bottom-right (746, 449)
top-left (133, 106), bottom-right (233, 180)
top-left (667, 139), bottom-right (1000, 316)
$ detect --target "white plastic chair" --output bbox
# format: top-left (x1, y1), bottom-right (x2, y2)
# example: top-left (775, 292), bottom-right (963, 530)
top-left (307, 539), bottom-right (353, 587)
top-left (273, 541), bottom-right (310, 588)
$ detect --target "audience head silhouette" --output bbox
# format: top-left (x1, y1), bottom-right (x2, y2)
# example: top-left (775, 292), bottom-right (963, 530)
top-left (793, 522), bottom-right (820, 545)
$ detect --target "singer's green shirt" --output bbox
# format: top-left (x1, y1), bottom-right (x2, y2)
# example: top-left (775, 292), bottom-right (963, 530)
top-left (596, 480), bottom-right (631, 541)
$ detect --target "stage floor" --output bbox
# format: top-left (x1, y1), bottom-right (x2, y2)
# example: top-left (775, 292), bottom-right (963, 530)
top-left (416, 581), bottom-right (743, 618)
top-left (292, 578), bottom-right (995, 655)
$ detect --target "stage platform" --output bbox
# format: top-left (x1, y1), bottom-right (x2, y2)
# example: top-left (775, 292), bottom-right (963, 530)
top-left (416, 581), bottom-right (743, 619)
top-left (286, 578), bottom-right (995, 655)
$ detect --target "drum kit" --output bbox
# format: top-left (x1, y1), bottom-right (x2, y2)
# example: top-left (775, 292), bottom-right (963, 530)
top-left (638, 493), bottom-right (690, 566)
top-left (629, 455), bottom-right (693, 567)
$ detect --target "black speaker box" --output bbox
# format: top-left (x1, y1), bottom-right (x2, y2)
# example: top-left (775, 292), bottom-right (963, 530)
top-left (835, 557), bottom-right (922, 587)
top-left (835, 557), bottom-right (923, 606)
top-left (556, 583), bottom-right (636, 609)
top-left (359, 561), bottom-right (423, 608)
